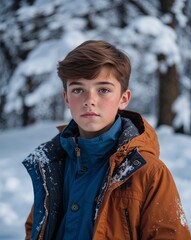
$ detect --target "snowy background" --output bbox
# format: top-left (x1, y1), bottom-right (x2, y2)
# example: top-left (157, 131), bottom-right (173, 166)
top-left (1, 0), bottom-right (191, 132)
top-left (0, 0), bottom-right (191, 239)
top-left (0, 117), bottom-right (191, 239)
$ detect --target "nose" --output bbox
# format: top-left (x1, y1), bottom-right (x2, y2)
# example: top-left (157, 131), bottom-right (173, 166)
top-left (83, 91), bottom-right (96, 107)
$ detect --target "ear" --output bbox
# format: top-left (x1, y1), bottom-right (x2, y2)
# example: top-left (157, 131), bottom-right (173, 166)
top-left (63, 90), bottom-right (70, 108)
top-left (118, 89), bottom-right (131, 110)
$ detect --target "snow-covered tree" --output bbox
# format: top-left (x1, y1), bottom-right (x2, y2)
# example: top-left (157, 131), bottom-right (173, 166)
top-left (0, 0), bottom-right (190, 134)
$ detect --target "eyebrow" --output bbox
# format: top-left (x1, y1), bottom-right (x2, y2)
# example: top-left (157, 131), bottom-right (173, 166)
top-left (68, 81), bottom-right (115, 87)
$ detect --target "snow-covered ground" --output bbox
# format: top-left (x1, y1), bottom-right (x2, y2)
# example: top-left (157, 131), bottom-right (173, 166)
top-left (0, 119), bottom-right (191, 239)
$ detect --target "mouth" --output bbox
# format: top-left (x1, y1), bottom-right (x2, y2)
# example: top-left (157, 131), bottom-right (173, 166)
top-left (81, 112), bottom-right (100, 118)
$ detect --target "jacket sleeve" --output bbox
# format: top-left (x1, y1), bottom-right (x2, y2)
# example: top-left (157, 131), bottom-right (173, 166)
top-left (25, 205), bottom-right (34, 240)
top-left (141, 163), bottom-right (191, 239)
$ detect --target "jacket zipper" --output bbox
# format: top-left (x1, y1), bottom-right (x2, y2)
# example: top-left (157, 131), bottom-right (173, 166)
top-left (76, 145), bottom-right (80, 158)
top-left (125, 209), bottom-right (133, 240)
top-left (73, 137), bottom-right (82, 172)
top-left (76, 145), bottom-right (81, 170)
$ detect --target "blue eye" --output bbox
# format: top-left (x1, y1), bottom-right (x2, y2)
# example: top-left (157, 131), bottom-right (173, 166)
top-left (99, 88), bottom-right (110, 93)
top-left (72, 88), bottom-right (83, 94)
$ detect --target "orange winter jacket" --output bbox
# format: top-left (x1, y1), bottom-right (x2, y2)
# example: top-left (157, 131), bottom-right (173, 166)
top-left (23, 111), bottom-right (191, 239)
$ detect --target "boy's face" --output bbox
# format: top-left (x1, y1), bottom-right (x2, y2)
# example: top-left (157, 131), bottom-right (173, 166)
top-left (63, 67), bottom-right (131, 139)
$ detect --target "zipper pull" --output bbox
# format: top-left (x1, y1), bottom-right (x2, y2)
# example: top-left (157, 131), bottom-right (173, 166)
top-left (72, 137), bottom-right (81, 157)
top-left (75, 146), bottom-right (80, 157)
top-left (73, 137), bottom-right (82, 172)
top-left (75, 144), bottom-right (81, 172)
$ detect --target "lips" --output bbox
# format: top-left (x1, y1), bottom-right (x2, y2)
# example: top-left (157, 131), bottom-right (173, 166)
top-left (81, 112), bottom-right (99, 117)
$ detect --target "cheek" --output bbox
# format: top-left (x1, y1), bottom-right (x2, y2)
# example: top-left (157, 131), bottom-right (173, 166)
top-left (100, 98), bottom-right (120, 109)
top-left (67, 97), bottom-right (81, 108)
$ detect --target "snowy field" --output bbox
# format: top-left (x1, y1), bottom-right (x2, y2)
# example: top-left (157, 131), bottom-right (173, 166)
top-left (0, 119), bottom-right (191, 239)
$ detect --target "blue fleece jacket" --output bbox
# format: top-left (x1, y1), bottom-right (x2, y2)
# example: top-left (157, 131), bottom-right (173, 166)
top-left (56, 116), bottom-right (122, 240)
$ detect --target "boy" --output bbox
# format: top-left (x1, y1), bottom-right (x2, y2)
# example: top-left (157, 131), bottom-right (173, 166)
top-left (23, 40), bottom-right (191, 239)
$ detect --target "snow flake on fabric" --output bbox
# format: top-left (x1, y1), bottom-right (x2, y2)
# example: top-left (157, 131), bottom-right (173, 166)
top-left (24, 137), bottom-right (61, 167)
top-left (36, 215), bottom-right (45, 232)
top-left (94, 151), bottom-right (136, 220)
top-left (109, 157), bottom-right (134, 186)
top-left (176, 198), bottom-right (188, 227)
top-left (23, 142), bottom-right (54, 177)
top-left (35, 144), bottom-right (52, 166)
top-left (24, 143), bottom-right (47, 164)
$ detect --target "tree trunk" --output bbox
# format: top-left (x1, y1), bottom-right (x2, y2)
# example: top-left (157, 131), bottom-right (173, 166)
top-left (157, 55), bottom-right (179, 126)
top-left (157, 0), bottom-right (180, 127)
top-left (21, 76), bottom-right (35, 126)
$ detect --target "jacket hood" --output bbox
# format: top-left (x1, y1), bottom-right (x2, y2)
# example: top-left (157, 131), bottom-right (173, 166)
top-left (118, 110), bottom-right (160, 159)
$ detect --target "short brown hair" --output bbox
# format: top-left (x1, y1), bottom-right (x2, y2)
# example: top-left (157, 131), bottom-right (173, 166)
top-left (57, 40), bottom-right (131, 92)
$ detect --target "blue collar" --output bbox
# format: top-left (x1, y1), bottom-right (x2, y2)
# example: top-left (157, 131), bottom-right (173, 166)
top-left (60, 115), bottom-right (122, 167)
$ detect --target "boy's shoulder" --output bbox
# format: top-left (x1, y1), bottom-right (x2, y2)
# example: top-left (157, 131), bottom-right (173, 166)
top-left (23, 133), bottom-right (65, 168)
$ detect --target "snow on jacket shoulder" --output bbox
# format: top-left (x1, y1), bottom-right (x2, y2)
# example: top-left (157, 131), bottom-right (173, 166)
top-left (23, 110), bottom-right (191, 240)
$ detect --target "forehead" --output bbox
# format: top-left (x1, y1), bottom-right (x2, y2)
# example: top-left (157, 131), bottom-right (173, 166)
top-left (66, 66), bottom-right (119, 87)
